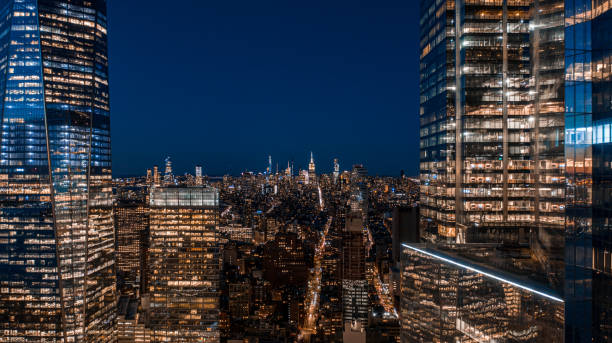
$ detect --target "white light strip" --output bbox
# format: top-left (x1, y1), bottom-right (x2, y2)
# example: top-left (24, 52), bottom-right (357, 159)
top-left (401, 244), bottom-right (564, 303)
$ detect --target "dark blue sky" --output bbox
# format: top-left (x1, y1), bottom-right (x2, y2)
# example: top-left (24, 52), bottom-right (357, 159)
top-left (108, 1), bottom-right (420, 177)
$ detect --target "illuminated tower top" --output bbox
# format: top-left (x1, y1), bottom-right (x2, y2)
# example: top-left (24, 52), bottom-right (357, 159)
top-left (308, 151), bottom-right (316, 176)
top-left (163, 156), bottom-right (173, 185)
top-left (333, 158), bottom-right (340, 183)
top-left (195, 165), bottom-right (203, 185)
top-left (268, 155), bottom-right (272, 174)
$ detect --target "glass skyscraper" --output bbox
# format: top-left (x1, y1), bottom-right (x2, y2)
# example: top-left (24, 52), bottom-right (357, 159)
top-left (419, 0), bottom-right (565, 258)
top-left (564, 0), bottom-right (612, 341)
top-left (0, 0), bottom-right (115, 342)
top-left (414, 0), bottom-right (612, 342)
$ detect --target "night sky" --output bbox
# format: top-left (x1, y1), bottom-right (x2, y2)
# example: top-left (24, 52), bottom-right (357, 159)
top-left (108, 1), bottom-right (420, 177)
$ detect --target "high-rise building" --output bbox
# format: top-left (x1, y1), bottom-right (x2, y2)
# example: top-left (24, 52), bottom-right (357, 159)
top-left (564, 1), bottom-right (612, 341)
top-left (418, 0), bottom-right (565, 283)
top-left (153, 165), bottom-right (160, 186)
top-left (308, 151), bottom-right (316, 181)
top-left (333, 158), bottom-right (340, 183)
top-left (413, 0), bottom-right (612, 342)
top-left (163, 156), bottom-right (173, 185)
top-left (195, 165), bottom-right (203, 186)
top-left (115, 193), bottom-right (150, 294)
top-left (0, 1), bottom-right (116, 341)
top-left (418, 0), bottom-right (565, 255)
top-left (147, 186), bottom-right (220, 342)
top-left (267, 155), bottom-right (272, 174)
top-left (341, 212), bottom-right (368, 332)
top-left (408, 0), bottom-right (569, 341)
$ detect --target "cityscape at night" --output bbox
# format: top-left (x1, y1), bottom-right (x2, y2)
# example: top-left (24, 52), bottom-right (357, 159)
top-left (0, 0), bottom-right (611, 343)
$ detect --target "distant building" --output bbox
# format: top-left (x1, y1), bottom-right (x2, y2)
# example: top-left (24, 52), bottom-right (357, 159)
top-left (196, 165), bottom-right (203, 185)
top-left (308, 151), bottom-right (317, 184)
top-left (263, 229), bottom-right (309, 286)
top-left (163, 156), bottom-right (173, 185)
top-left (229, 280), bottom-right (252, 319)
top-left (391, 206), bottom-right (419, 265)
top-left (153, 165), bottom-right (160, 185)
top-left (342, 212), bottom-right (368, 330)
top-left (219, 224), bottom-right (253, 243)
top-left (147, 187), bottom-right (220, 342)
top-left (115, 195), bottom-right (150, 294)
top-left (333, 158), bottom-right (340, 183)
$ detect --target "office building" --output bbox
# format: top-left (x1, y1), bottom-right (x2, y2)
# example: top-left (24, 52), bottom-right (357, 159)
top-left (564, 0), bottom-right (612, 341)
top-left (308, 151), bottom-right (316, 183)
top-left (147, 186), bottom-right (220, 342)
top-left (163, 156), bottom-right (173, 185)
top-left (263, 229), bottom-right (308, 286)
top-left (418, 0), bottom-right (565, 257)
top-left (195, 165), bottom-right (203, 185)
top-left (0, 0), bottom-right (116, 341)
top-left (418, 0), bottom-right (566, 281)
top-left (333, 158), bottom-right (340, 183)
top-left (115, 193), bottom-right (150, 294)
top-left (153, 165), bottom-right (160, 186)
top-left (409, 0), bottom-right (573, 341)
top-left (341, 212), bottom-right (368, 331)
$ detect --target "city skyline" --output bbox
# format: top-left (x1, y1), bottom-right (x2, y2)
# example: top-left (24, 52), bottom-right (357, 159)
top-left (107, 1), bottom-right (421, 177)
top-left (1, 1), bottom-right (611, 342)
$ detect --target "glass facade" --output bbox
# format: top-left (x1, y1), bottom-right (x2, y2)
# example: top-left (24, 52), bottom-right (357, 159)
top-left (0, 0), bottom-right (114, 342)
top-left (419, 0), bottom-right (565, 260)
top-left (147, 186), bottom-right (220, 343)
top-left (564, 0), bottom-right (612, 341)
top-left (419, 0), bottom-right (566, 288)
top-left (400, 243), bottom-right (564, 342)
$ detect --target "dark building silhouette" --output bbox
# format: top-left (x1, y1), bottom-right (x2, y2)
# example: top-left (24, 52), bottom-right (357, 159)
top-left (391, 206), bottom-right (419, 264)
top-left (263, 229), bottom-right (309, 286)
top-left (115, 192), bottom-right (150, 294)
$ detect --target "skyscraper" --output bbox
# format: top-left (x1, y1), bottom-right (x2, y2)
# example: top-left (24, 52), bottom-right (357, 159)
top-left (418, 0), bottom-right (565, 283)
top-left (419, 0), bottom-right (561, 239)
top-left (115, 191), bottom-right (150, 294)
top-left (153, 165), bottom-right (160, 186)
top-left (564, 1), bottom-right (612, 341)
top-left (341, 211), bottom-right (368, 337)
top-left (0, 1), bottom-right (115, 341)
top-left (267, 155), bottom-right (272, 174)
top-left (147, 186), bottom-right (220, 342)
top-left (163, 156), bottom-right (173, 185)
top-left (413, 0), bottom-right (612, 342)
top-left (195, 165), bottom-right (203, 186)
top-left (333, 158), bottom-right (340, 183)
top-left (407, 0), bottom-right (570, 340)
top-left (308, 151), bottom-right (316, 180)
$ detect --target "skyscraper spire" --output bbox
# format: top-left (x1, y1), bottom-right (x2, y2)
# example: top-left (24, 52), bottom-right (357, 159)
top-left (333, 158), bottom-right (340, 183)
top-left (164, 156), bottom-right (174, 185)
top-left (308, 152), bottom-right (316, 177)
